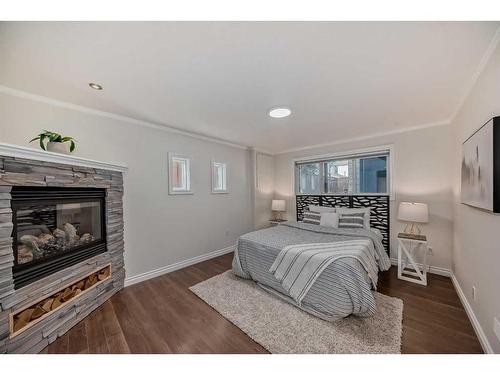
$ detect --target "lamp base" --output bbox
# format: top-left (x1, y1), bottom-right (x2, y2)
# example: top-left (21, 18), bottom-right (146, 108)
top-left (403, 222), bottom-right (422, 236)
top-left (272, 211), bottom-right (284, 221)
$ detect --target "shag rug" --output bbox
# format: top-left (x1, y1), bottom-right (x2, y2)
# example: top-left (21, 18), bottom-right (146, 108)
top-left (190, 271), bottom-right (403, 354)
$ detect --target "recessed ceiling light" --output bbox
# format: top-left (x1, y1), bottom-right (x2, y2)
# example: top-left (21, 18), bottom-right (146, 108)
top-left (89, 83), bottom-right (103, 90)
top-left (269, 107), bottom-right (291, 119)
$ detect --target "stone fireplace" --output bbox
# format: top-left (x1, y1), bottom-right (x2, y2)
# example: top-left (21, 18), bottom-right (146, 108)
top-left (0, 144), bottom-right (126, 353)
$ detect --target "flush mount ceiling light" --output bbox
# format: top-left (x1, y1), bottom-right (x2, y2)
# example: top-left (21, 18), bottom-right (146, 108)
top-left (88, 83), bottom-right (103, 90)
top-left (269, 107), bottom-right (291, 118)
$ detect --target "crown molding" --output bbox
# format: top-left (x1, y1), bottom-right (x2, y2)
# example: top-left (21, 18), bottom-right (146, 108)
top-left (274, 119), bottom-right (451, 155)
top-left (252, 148), bottom-right (275, 156)
top-left (0, 85), bottom-right (250, 151)
top-left (0, 142), bottom-right (128, 172)
top-left (449, 25), bottom-right (500, 123)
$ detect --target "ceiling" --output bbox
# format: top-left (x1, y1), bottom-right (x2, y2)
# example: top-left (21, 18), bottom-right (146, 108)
top-left (1, 22), bottom-right (499, 153)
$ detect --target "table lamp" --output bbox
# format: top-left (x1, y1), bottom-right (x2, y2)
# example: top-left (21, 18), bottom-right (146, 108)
top-left (271, 199), bottom-right (286, 220)
top-left (398, 202), bottom-right (428, 235)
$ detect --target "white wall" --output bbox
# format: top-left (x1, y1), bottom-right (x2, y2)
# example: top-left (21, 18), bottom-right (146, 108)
top-left (273, 124), bottom-right (454, 270)
top-left (451, 41), bottom-right (500, 353)
top-left (0, 91), bottom-right (254, 281)
top-left (254, 151), bottom-right (275, 229)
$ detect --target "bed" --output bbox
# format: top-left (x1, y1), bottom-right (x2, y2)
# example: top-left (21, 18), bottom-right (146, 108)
top-left (231, 194), bottom-right (391, 321)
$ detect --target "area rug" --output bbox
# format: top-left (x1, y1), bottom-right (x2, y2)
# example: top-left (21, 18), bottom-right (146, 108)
top-left (190, 271), bottom-right (403, 354)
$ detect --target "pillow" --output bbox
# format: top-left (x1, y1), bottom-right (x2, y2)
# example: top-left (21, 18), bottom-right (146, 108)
top-left (302, 211), bottom-right (321, 225)
top-left (302, 205), bottom-right (336, 225)
top-left (307, 205), bottom-right (336, 213)
top-left (338, 212), bottom-right (365, 229)
top-left (337, 207), bottom-right (371, 229)
top-left (320, 212), bottom-right (339, 228)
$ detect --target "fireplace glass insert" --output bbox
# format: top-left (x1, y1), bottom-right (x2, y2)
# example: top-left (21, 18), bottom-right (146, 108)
top-left (11, 187), bottom-right (107, 289)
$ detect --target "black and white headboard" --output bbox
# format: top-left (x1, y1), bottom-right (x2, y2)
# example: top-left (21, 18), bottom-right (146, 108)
top-left (296, 195), bottom-right (390, 254)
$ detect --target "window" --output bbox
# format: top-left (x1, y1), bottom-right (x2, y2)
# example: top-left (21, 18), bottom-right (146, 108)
top-left (297, 163), bottom-right (321, 194)
top-left (168, 153), bottom-right (192, 194)
top-left (295, 150), bottom-right (390, 195)
top-left (211, 161), bottom-right (228, 193)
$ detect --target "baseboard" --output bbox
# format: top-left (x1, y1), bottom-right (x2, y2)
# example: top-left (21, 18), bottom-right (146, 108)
top-left (389, 258), bottom-right (451, 277)
top-left (124, 245), bottom-right (235, 287)
top-left (451, 273), bottom-right (493, 354)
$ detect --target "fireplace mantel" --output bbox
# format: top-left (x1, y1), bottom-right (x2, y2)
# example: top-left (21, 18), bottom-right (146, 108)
top-left (0, 143), bottom-right (128, 173)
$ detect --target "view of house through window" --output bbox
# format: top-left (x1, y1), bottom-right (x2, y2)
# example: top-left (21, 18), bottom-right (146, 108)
top-left (296, 152), bottom-right (389, 195)
top-left (169, 154), bottom-right (192, 194)
top-left (296, 163), bottom-right (321, 194)
top-left (212, 161), bottom-right (227, 193)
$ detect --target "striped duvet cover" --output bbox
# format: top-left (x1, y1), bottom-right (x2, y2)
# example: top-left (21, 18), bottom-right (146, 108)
top-left (232, 222), bottom-right (391, 321)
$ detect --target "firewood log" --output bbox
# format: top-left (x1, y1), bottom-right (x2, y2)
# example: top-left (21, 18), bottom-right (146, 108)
top-left (51, 296), bottom-right (63, 309)
top-left (73, 280), bottom-right (85, 290)
top-left (13, 308), bottom-right (35, 331)
top-left (42, 298), bottom-right (54, 312)
top-left (84, 274), bottom-right (98, 289)
top-left (31, 305), bottom-right (46, 320)
top-left (61, 287), bottom-right (76, 302)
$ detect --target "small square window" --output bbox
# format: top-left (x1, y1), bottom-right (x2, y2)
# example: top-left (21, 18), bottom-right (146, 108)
top-left (211, 161), bottom-right (228, 194)
top-left (168, 153), bottom-right (192, 195)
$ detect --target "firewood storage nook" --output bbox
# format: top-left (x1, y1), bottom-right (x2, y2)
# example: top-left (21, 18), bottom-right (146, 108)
top-left (10, 264), bottom-right (112, 337)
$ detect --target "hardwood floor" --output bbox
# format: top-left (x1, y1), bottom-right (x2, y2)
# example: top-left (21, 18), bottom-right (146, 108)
top-left (41, 253), bottom-right (483, 354)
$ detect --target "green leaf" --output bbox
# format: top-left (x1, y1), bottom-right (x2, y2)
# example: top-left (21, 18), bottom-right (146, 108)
top-left (39, 135), bottom-right (46, 151)
top-left (69, 140), bottom-right (76, 152)
top-left (29, 136), bottom-right (40, 143)
top-left (61, 136), bottom-right (73, 142)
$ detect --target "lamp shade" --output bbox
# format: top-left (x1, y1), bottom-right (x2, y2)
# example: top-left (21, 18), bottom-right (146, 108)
top-left (271, 199), bottom-right (286, 212)
top-left (398, 202), bottom-right (428, 223)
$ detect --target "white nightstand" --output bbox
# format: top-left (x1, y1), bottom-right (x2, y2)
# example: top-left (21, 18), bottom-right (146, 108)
top-left (397, 233), bottom-right (428, 286)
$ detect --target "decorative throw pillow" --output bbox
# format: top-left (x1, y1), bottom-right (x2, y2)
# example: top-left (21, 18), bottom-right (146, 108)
top-left (307, 205), bottom-right (336, 213)
top-left (302, 205), bottom-right (335, 225)
top-left (338, 212), bottom-right (365, 229)
top-left (302, 210), bottom-right (321, 225)
top-left (337, 207), bottom-right (371, 229)
top-left (320, 212), bottom-right (339, 228)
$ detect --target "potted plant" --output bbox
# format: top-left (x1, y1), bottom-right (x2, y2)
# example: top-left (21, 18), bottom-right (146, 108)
top-left (30, 130), bottom-right (76, 154)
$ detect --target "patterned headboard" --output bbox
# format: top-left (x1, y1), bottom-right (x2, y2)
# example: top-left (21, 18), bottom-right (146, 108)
top-left (296, 195), bottom-right (390, 254)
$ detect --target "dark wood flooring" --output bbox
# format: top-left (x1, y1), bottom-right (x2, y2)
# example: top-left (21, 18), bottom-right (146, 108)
top-left (41, 253), bottom-right (483, 354)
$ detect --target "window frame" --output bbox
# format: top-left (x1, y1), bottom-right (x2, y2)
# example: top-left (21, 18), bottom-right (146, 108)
top-left (293, 145), bottom-right (394, 200)
top-left (211, 160), bottom-right (228, 194)
top-left (168, 152), bottom-right (193, 195)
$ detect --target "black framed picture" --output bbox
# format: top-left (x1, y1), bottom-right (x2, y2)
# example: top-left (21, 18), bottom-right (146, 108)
top-left (461, 116), bottom-right (500, 213)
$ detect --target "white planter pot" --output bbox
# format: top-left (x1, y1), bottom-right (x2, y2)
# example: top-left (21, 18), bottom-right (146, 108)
top-left (46, 142), bottom-right (70, 154)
